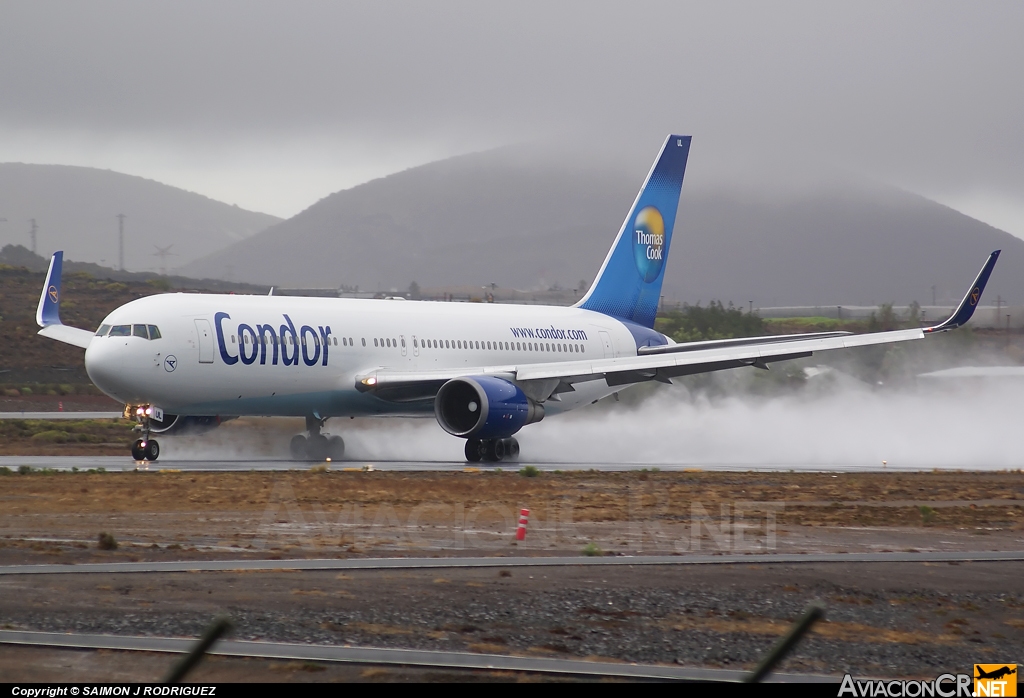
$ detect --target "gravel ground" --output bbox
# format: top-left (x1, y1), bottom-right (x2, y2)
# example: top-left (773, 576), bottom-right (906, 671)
top-left (1, 562), bottom-right (1022, 680)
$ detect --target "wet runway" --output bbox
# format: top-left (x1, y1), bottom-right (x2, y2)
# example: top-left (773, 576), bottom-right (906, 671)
top-left (0, 455), bottom-right (972, 472)
top-left (0, 411), bottom-right (121, 420)
top-left (2, 550), bottom-right (1022, 576)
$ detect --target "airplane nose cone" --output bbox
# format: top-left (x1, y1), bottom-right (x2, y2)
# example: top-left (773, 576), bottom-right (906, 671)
top-left (85, 338), bottom-right (133, 402)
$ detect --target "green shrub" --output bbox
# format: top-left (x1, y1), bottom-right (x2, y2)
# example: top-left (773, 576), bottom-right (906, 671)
top-left (3, 389), bottom-right (19, 397)
top-left (519, 465), bottom-right (540, 477)
top-left (582, 542), bottom-right (602, 557)
top-left (19, 387), bottom-right (32, 396)
top-left (918, 505), bottom-right (936, 525)
top-left (97, 532), bottom-right (118, 550)
top-left (30, 430), bottom-right (70, 443)
top-left (0, 467), bottom-right (11, 475)
top-left (17, 465), bottom-right (32, 475)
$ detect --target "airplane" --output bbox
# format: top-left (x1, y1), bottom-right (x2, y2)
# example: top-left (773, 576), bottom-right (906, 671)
top-left (976, 666), bottom-right (1016, 681)
top-left (34, 134), bottom-right (1000, 463)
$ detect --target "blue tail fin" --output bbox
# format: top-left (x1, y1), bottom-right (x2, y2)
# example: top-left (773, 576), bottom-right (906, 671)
top-left (577, 135), bottom-right (690, 328)
top-left (36, 250), bottom-right (64, 327)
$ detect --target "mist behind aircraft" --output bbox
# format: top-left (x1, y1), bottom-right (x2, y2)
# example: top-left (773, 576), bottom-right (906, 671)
top-left (160, 375), bottom-right (1024, 470)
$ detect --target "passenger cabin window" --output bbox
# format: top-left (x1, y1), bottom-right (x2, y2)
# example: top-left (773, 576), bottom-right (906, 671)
top-left (109, 325), bottom-right (131, 337)
top-left (96, 324), bottom-right (111, 336)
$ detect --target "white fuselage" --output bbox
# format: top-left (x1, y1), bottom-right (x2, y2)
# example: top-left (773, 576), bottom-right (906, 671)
top-left (84, 293), bottom-right (646, 418)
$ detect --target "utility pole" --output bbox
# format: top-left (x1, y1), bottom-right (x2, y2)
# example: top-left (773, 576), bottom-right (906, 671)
top-left (153, 244), bottom-right (175, 275)
top-left (117, 213), bottom-right (126, 271)
top-left (748, 300), bottom-right (753, 315)
top-left (996, 295), bottom-right (1003, 328)
top-left (29, 219), bottom-right (37, 255)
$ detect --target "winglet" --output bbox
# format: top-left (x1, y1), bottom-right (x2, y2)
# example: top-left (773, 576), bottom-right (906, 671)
top-left (36, 251), bottom-right (64, 328)
top-left (924, 250), bottom-right (1000, 333)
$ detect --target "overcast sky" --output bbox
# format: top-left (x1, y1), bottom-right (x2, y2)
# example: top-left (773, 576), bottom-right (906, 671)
top-left (1, 1), bottom-right (1022, 235)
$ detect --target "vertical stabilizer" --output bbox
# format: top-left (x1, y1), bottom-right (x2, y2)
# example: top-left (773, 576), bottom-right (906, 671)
top-left (577, 135), bottom-right (690, 328)
top-left (36, 251), bottom-right (64, 327)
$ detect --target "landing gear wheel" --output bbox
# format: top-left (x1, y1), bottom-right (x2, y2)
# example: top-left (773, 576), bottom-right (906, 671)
top-left (327, 435), bottom-right (345, 460)
top-left (289, 435), bottom-right (307, 460)
top-left (465, 439), bottom-right (483, 463)
top-left (131, 439), bottom-right (145, 461)
top-left (504, 437), bottom-right (520, 459)
top-left (307, 434), bottom-right (329, 461)
top-left (484, 438), bottom-right (506, 462)
top-left (143, 439), bottom-right (160, 461)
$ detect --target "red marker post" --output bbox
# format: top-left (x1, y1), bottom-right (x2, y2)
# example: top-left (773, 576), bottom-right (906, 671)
top-left (515, 508), bottom-right (530, 541)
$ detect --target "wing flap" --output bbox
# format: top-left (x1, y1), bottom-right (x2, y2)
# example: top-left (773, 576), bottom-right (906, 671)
top-left (514, 328), bottom-right (923, 381)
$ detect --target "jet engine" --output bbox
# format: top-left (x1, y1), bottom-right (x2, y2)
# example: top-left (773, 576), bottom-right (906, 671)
top-left (434, 376), bottom-right (544, 439)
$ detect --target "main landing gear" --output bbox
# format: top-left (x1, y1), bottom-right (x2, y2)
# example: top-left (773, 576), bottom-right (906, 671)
top-left (464, 437), bottom-right (520, 463)
top-left (290, 415), bottom-right (345, 461)
top-left (128, 405), bottom-right (160, 461)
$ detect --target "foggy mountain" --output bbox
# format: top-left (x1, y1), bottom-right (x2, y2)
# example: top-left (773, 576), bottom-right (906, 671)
top-left (181, 148), bottom-right (1024, 306)
top-left (0, 164), bottom-right (280, 272)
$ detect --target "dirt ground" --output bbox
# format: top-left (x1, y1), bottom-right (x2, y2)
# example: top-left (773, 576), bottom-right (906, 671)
top-left (0, 470), bottom-right (1022, 682)
top-left (0, 470), bottom-right (1022, 561)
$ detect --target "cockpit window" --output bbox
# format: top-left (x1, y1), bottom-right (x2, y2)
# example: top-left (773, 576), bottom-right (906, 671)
top-left (109, 325), bottom-right (131, 337)
top-left (96, 324), bottom-right (111, 337)
top-left (133, 324), bottom-right (148, 338)
top-left (147, 325), bottom-right (161, 339)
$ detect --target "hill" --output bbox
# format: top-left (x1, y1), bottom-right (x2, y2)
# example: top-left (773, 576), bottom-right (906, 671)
top-left (182, 147), bottom-right (1024, 306)
top-left (0, 163), bottom-right (280, 273)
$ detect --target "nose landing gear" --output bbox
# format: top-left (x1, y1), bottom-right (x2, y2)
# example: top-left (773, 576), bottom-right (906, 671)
top-left (131, 438), bottom-right (160, 461)
top-left (127, 404), bottom-right (160, 461)
top-left (289, 415), bottom-right (345, 461)
top-left (465, 437), bottom-right (520, 463)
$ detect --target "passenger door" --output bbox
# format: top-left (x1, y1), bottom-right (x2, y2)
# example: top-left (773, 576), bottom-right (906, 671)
top-left (195, 319), bottom-right (214, 363)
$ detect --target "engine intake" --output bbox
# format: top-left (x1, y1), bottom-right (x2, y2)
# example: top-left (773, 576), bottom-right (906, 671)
top-left (434, 376), bottom-right (544, 439)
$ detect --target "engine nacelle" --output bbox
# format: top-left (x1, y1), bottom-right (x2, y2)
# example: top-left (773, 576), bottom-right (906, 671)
top-left (148, 414), bottom-right (225, 435)
top-left (434, 376), bottom-right (544, 439)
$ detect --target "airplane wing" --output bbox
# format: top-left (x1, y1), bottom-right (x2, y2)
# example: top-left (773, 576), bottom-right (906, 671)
top-left (357, 251), bottom-right (1000, 402)
top-left (35, 251), bottom-right (95, 349)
